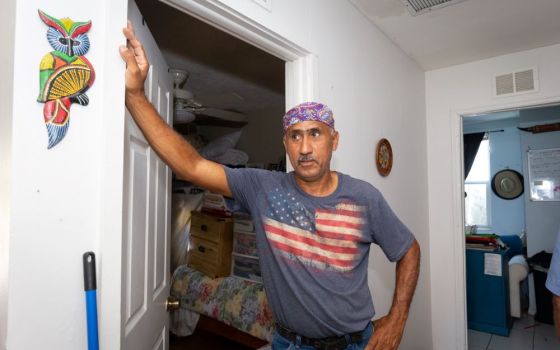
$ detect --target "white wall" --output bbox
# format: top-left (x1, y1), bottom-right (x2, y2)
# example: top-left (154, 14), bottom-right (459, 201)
top-left (200, 0), bottom-right (431, 348)
top-left (5, 0), bottom-right (127, 349)
top-left (0, 0), bottom-right (16, 348)
top-left (426, 43), bottom-right (560, 349)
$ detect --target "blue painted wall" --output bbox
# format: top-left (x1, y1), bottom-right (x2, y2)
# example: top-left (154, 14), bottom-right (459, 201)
top-left (488, 126), bottom-right (525, 235)
top-left (464, 117), bottom-right (525, 236)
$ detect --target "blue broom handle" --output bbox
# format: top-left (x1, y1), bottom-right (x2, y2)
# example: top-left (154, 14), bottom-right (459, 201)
top-left (83, 252), bottom-right (99, 350)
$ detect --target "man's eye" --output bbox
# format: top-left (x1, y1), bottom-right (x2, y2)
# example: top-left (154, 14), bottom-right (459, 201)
top-left (291, 134), bottom-right (300, 141)
top-left (311, 130), bottom-right (320, 137)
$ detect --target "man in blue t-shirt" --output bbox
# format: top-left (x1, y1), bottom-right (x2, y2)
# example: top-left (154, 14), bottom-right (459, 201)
top-left (120, 23), bottom-right (420, 350)
top-left (546, 227), bottom-right (560, 336)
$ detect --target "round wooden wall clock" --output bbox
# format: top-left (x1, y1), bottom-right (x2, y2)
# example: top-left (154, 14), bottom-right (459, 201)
top-left (376, 138), bottom-right (393, 177)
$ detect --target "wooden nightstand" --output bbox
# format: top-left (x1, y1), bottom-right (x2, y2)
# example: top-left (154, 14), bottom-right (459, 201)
top-left (188, 211), bottom-right (233, 278)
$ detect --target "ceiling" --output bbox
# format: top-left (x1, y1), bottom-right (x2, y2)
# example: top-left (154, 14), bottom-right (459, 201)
top-left (136, 0), bottom-right (560, 121)
top-left (350, 0), bottom-right (560, 70)
top-left (136, 0), bottom-right (285, 119)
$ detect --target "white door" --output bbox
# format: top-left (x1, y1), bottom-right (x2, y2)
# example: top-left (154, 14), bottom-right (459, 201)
top-left (122, 1), bottom-right (173, 349)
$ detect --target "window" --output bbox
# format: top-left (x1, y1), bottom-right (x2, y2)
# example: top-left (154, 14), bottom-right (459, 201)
top-left (465, 138), bottom-right (490, 228)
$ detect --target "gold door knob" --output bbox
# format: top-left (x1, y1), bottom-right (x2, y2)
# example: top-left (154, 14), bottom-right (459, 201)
top-left (166, 296), bottom-right (180, 312)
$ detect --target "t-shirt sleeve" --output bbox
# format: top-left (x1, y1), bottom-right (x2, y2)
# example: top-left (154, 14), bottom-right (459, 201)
top-left (224, 167), bottom-right (265, 214)
top-left (546, 228), bottom-right (560, 296)
top-left (369, 188), bottom-right (415, 262)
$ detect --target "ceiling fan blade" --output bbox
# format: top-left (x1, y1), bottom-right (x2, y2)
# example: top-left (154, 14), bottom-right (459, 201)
top-left (173, 109), bottom-right (196, 124)
top-left (201, 108), bottom-right (248, 122)
top-left (193, 115), bottom-right (248, 128)
top-left (195, 92), bottom-right (244, 108)
top-left (173, 88), bottom-right (194, 100)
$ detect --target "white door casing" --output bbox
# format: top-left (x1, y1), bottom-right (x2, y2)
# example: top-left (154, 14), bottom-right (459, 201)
top-left (122, 1), bottom-right (172, 349)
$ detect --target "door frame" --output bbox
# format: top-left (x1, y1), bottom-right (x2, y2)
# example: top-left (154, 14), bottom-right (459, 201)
top-left (450, 94), bottom-right (560, 349)
top-left (99, 0), bottom-right (317, 348)
top-left (161, 0), bottom-right (318, 107)
top-left (0, 0), bottom-right (16, 346)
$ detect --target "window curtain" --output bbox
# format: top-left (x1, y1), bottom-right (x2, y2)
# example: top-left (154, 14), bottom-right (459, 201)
top-left (463, 132), bottom-right (485, 179)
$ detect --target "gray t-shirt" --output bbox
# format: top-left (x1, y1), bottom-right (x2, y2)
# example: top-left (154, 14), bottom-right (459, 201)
top-left (546, 227), bottom-right (560, 296)
top-left (225, 168), bottom-right (415, 338)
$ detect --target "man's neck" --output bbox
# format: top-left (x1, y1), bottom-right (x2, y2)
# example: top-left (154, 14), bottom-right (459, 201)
top-left (294, 171), bottom-right (339, 197)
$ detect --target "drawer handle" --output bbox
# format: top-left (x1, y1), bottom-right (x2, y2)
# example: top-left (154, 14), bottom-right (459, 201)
top-left (198, 246), bottom-right (206, 253)
top-left (201, 224), bottom-right (208, 232)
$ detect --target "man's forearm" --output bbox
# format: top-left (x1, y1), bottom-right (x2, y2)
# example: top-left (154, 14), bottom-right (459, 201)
top-left (367, 240), bottom-right (420, 350)
top-left (390, 240), bottom-right (421, 320)
top-left (125, 91), bottom-right (203, 180)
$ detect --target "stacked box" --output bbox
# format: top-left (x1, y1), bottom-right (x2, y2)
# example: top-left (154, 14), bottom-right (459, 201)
top-left (231, 213), bottom-right (262, 283)
top-left (233, 231), bottom-right (258, 256)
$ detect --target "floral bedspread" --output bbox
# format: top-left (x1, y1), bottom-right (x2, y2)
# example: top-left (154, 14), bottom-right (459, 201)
top-left (170, 265), bottom-right (274, 341)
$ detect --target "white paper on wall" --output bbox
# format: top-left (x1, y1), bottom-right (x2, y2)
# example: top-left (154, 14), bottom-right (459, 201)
top-left (528, 147), bottom-right (560, 201)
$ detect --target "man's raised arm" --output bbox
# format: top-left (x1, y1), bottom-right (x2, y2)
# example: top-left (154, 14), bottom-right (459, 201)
top-left (119, 22), bottom-right (231, 197)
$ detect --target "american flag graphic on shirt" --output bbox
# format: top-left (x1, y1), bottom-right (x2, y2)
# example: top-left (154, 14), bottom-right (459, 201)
top-left (263, 188), bottom-right (366, 272)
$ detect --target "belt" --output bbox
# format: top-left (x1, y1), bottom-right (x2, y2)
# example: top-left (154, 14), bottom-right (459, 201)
top-left (275, 322), bottom-right (370, 350)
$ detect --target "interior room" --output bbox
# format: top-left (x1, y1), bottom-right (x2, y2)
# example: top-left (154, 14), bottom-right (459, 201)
top-left (463, 105), bottom-right (560, 350)
top-left (135, 0), bottom-right (284, 348)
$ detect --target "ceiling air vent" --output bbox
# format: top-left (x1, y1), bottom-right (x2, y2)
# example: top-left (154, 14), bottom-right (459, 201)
top-left (402, 0), bottom-right (467, 16)
top-left (494, 68), bottom-right (538, 97)
top-left (495, 74), bottom-right (515, 95)
top-left (515, 69), bottom-right (535, 92)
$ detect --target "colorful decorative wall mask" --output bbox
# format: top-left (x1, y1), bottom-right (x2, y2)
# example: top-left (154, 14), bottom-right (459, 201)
top-left (37, 10), bottom-right (95, 149)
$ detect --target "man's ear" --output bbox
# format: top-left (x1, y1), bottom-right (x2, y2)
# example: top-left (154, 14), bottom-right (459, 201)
top-left (332, 130), bottom-right (340, 151)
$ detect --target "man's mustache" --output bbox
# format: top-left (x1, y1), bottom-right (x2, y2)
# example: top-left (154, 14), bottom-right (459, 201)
top-left (298, 155), bottom-right (316, 164)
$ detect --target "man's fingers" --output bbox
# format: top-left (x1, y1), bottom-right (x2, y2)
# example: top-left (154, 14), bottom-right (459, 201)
top-left (123, 20), bottom-right (135, 40)
top-left (119, 45), bottom-right (138, 71)
top-left (122, 22), bottom-right (142, 52)
top-left (123, 29), bottom-right (142, 53)
top-left (122, 23), bottom-right (149, 70)
top-left (119, 45), bottom-right (130, 61)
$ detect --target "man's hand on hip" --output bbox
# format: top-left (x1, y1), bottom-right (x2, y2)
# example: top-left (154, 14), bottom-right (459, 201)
top-left (366, 313), bottom-right (406, 350)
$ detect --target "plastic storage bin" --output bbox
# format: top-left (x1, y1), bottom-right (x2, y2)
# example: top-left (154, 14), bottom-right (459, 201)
top-left (233, 231), bottom-right (258, 256)
top-left (232, 253), bottom-right (262, 283)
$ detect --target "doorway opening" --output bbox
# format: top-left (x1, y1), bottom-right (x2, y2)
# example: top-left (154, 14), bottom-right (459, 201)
top-left (135, 0), bottom-right (289, 348)
top-left (461, 103), bottom-right (560, 348)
